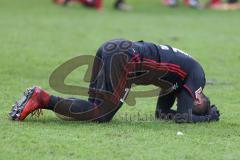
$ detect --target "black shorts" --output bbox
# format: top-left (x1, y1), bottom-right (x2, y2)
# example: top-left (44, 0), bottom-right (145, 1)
top-left (85, 39), bottom-right (138, 121)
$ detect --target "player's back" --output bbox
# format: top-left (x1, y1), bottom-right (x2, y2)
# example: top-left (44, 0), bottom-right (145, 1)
top-left (132, 40), bottom-right (206, 96)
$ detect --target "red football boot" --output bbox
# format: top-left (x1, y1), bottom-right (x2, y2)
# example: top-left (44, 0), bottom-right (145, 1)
top-left (9, 87), bottom-right (50, 121)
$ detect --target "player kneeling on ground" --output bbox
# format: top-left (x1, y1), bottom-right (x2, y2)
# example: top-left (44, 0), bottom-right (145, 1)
top-left (9, 39), bottom-right (220, 123)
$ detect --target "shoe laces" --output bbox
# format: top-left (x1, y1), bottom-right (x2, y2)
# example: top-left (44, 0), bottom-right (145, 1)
top-left (31, 109), bottom-right (43, 118)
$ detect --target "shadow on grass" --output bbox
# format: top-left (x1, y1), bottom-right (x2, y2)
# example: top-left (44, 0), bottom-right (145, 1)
top-left (19, 115), bottom-right (229, 133)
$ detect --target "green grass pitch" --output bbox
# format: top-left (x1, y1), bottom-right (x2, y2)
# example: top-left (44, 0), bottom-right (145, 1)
top-left (0, 0), bottom-right (240, 159)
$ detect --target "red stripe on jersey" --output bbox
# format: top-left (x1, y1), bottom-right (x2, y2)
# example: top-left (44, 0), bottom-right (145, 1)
top-left (142, 58), bottom-right (187, 79)
top-left (183, 84), bottom-right (195, 99)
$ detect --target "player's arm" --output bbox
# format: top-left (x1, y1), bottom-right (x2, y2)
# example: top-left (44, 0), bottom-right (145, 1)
top-left (155, 91), bottom-right (176, 120)
top-left (190, 106), bottom-right (220, 122)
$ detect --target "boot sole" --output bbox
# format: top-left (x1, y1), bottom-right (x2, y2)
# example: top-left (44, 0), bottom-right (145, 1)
top-left (9, 87), bottom-right (36, 121)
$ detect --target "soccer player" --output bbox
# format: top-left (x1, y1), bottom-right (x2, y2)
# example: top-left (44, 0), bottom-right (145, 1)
top-left (53, 0), bottom-right (131, 10)
top-left (9, 39), bottom-right (220, 123)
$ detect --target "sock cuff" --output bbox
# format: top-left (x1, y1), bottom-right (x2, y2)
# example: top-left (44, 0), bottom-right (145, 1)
top-left (45, 95), bottom-right (61, 110)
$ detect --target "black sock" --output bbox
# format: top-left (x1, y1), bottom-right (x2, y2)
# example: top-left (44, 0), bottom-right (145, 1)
top-left (44, 95), bottom-right (62, 110)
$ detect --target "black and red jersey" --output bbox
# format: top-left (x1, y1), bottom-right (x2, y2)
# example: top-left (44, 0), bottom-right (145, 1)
top-left (35, 39), bottom-right (213, 123)
top-left (130, 40), bottom-right (206, 100)
top-left (86, 39), bottom-right (207, 122)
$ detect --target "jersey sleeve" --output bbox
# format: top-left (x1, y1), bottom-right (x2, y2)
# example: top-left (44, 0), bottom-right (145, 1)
top-left (183, 66), bottom-right (206, 99)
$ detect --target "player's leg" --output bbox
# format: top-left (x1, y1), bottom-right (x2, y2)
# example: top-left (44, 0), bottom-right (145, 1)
top-left (47, 46), bottom-right (132, 122)
top-left (45, 95), bottom-right (123, 122)
top-left (114, 0), bottom-right (131, 11)
top-left (51, 39), bottom-right (132, 122)
top-left (9, 39), bottom-right (134, 122)
top-left (8, 85), bottom-right (124, 122)
top-left (54, 39), bottom-right (134, 122)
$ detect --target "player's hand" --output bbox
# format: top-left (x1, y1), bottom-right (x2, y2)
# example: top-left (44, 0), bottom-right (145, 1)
top-left (209, 105), bottom-right (220, 121)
